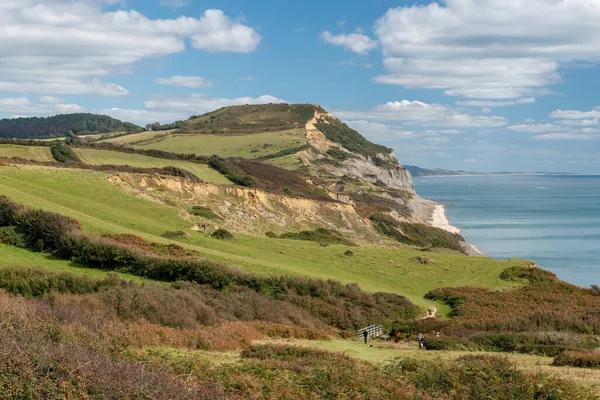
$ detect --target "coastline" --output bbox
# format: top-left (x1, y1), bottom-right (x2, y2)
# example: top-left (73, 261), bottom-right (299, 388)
top-left (429, 204), bottom-right (461, 234)
top-left (418, 173), bottom-right (599, 178)
top-left (429, 204), bottom-right (484, 256)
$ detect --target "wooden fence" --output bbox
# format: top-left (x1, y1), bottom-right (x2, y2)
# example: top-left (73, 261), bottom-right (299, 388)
top-left (357, 325), bottom-right (384, 340)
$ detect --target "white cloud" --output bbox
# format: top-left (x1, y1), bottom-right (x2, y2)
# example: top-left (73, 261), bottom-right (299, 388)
top-left (155, 75), bottom-right (213, 88)
top-left (424, 136), bottom-right (450, 143)
top-left (345, 120), bottom-right (415, 142)
top-left (320, 31), bottom-right (378, 54)
top-left (550, 107), bottom-right (600, 120)
top-left (144, 93), bottom-right (287, 114)
top-left (456, 98), bottom-right (536, 108)
top-left (190, 10), bottom-right (261, 53)
top-left (101, 93), bottom-right (287, 125)
top-left (0, 97), bottom-right (85, 115)
top-left (373, 1), bottom-right (600, 98)
top-left (159, 0), bottom-right (190, 8)
top-left (533, 133), bottom-right (600, 140)
top-left (0, 3), bottom-right (260, 96)
top-left (507, 124), bottom-right (565, 133)
top-left (0, 79), bottom-right (129, 96)
top-left (335, 100), bottom-right (506, 128)
top-left (557, 119), bottom-right (599, 126)
top-left (39, 96), bottom-right (63, 104)
top-left (100, 108), bottom-right (188, 124)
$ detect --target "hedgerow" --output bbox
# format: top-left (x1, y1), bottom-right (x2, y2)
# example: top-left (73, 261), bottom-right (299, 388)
top-left (50, 141), bottom-right (80, 163)
top-left (553, 350), bottom-right (600, 369)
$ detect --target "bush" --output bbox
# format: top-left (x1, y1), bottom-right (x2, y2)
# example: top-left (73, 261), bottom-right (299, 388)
top-left (553, 350), bottom-right (600, 369)
top-left (277, 228), bottom-right (356, 246)
top-left (219, 345), bottom-right (595, 400)
top-left (189, 206), bottom-right (221, 220)
top-left (161, 230), bottom-right (189, 240)
top-left (50, 141), bottom-right (80, 163)
top-left (0, 267), bottom-right (106, 298)
top-left (315, 117), bottom-right (393, 165)
top-left (0, 226), bottom-right (26, 247)
top-left (212, 229), bottom-right (234, 240)
top-left (425, 267), bottom-right (600, 334)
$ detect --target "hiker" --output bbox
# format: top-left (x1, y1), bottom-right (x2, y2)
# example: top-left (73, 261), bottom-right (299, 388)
top-left (363, 329), bottom-right (369, 344)
top-left (201, 224), bottom-right (206, 232)
top-left (417, 332), bottom-right (424, 349)
top-left (208, 231), bottom-right (211, 238)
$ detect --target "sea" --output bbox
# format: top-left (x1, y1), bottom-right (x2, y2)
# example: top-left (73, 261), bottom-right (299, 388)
top-left (415, 175), bottom-right (600, 288)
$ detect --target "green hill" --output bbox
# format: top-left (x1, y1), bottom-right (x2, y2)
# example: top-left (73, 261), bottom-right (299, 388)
top-left (106, 103), bottom-right (394, 166)
top-left (0, 104), bottom-right (599, 397)
top-left (0, 113), bottom-right (142, 139)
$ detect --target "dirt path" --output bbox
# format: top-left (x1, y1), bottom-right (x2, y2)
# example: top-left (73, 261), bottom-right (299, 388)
top-left (420, 307), bottom-right (438, 319)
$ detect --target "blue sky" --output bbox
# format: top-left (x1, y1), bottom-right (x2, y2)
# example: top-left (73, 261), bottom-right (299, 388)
top-left (1, 0), bottom-right (600, 173)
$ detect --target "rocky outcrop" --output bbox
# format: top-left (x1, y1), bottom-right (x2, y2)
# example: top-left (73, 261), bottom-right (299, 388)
top-left (300, 111), bottom-right (415, 192)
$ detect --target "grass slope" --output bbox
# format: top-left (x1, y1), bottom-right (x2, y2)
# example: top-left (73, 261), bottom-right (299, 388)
top-left (130, 129), bottom-right (307, 160)
top-left (102, 130), bottom-right (173, 145)
top-left (0, 165), bottom-right (530, 310)
top-left (0, 144), bottom-right (54, 161)
top-left (73, 148), bottom-right (231, 184)
top-left (183, 104), bottom-right (317, 134)
top-left (0, 243), bottom-right (155, 284)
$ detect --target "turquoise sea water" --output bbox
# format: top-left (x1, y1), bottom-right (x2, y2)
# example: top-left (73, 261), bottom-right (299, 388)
top-left (415, 175), bottom-right (600, 288)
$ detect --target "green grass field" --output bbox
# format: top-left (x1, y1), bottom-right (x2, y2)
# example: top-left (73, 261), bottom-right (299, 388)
top-left (0, 144), bottom-right (54, 161)
top-left (102, 130), bottom-right (172, 145)
top-left (0, 165), bottom-right (530, 310)
top-left (0, 244), bottom-right (157, 284)
top-left (73, 148), bottom-right (231, 184)
top-left (128, 129), bottom-right (307, 159)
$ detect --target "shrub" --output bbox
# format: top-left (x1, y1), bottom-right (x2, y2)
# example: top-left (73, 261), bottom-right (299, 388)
top-left (315, 117), bottom-right (393, 165)
top-left (553, 350), bottom-right (600, 369)
top-left (0, 226), bottom-right (26, 247)
top-left (277, 228), bottom-right (356, 246)
top-left (50, 141), bottom-right (80, 163)
top-left (161, 230), bottom-right (189, 240)
top-left (219, 345), bottom-right (594, 400)
top-left (370, 213), bottom-right (465, 252)
top-left (425, 267), bottom-right (600, 334)
top-left (212, 229), bottom-right (234, 240)
top-left (0, 267), bottom-right (106, 298)
top-left (189, 206), bottom-right (221, 220)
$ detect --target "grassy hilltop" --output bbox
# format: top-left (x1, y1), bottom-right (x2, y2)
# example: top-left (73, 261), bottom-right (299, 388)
top-left (0, 105), bottom-right (598, 398)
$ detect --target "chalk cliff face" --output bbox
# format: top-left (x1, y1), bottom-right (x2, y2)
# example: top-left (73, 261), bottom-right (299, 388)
top-left (333, 155), bottom-right (415, 192)
top-left (300, 110), bottom-right (416, 192)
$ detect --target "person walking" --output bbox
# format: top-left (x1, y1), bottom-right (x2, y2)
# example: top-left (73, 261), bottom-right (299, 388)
top-left (417, 332), bottom-right (424, 349)
top-left (363, 329), bottom-right (369, 344)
